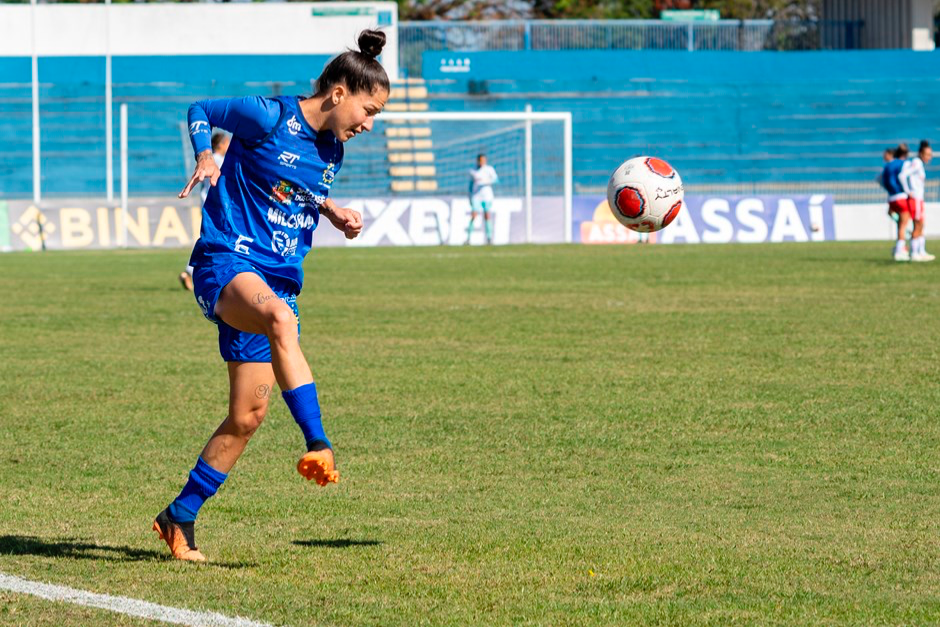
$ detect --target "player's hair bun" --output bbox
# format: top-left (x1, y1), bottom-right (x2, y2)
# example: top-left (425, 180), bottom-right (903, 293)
top-left (313, 29), bottom-right (390, 98)
top-left (358, 30), bottom-right (386, 59)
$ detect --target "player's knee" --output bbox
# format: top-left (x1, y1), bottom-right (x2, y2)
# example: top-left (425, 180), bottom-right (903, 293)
top-left (264, 305), bottom-right (298, 343)
top-left (231, 406), bottom-right (267, 438)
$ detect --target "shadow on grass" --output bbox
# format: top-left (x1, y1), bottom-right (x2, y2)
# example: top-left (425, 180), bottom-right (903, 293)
top-left (0, 535), bottom-right (255, 569)
top-left (292, 539), bottom-right (382, 549)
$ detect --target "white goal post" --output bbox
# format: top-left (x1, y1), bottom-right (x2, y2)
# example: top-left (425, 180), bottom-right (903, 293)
top-left (368, 110), bottom-right (574, 244)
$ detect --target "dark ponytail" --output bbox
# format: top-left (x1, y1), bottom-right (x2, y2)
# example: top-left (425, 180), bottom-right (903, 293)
top-left (314, 29), bottom-right (390, 97)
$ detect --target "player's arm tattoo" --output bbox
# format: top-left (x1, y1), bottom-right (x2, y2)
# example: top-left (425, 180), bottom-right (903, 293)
top-left (254, 384), bottom-right (271, 399)
top-left (320, 198), bottom-right (337, 217)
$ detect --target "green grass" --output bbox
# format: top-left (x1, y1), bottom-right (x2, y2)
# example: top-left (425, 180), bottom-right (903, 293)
top-left (1, 242), bottom-right (939, 626)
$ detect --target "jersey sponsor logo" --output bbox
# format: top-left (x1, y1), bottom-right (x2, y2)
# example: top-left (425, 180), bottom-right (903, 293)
top-left (271, 230), bottom-right (298, 256)
top-left (278, 151), bottom-right (300, 169)
top-left (270, 180), bottom-right (295, 204)
top-left (267, 206), bottom-right (317, 230)
top-left (287, 115), bottom-right (303, 136)
top-left (189, 121), bottom-right (209, 135)
top-left (322, 162), bottom-right (336, 186)
top-left (294, 189), bottom-right (325, 209)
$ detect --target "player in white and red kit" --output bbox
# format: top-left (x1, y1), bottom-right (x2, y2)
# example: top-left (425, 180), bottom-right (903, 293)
top-left (900, 140), bottom-right (935, 262)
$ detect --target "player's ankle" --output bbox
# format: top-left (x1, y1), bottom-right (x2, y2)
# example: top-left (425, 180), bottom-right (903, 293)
top-left (306, 439), bottom-right (332, 452)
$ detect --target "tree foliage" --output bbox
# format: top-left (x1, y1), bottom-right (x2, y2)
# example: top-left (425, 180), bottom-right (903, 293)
top-left (395, 0), bottom-right (820, 20)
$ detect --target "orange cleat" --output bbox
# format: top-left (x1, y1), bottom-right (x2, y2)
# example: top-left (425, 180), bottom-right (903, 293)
top-left (153, 509), bottom-right (206, 562)
top-left (297, 448), bottom-right (339, 486)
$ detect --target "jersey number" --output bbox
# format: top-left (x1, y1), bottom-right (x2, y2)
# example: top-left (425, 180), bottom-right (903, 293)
top-left (234, 235), bottom-right (253, 255)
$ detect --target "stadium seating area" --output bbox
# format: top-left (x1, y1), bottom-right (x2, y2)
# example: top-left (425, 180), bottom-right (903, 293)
top-left (425, 76), bottom-right (940, 198)
top-left (1, 50), bottom-right (938, 202)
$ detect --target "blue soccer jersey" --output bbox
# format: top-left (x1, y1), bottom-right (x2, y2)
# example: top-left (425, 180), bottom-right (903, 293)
top-left (187, 95), bottom-right (344, 292)
top-left (880, 159), bottom-right (907, 201)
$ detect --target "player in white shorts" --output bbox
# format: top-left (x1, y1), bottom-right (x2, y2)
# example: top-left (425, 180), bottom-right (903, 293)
top-left (900, 140), bottom-right (935, 262)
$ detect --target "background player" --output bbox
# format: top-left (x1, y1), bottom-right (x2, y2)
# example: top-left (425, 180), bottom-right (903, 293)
top-left (465, 153), bottom-right (499, 245)
top-left (900, 140), bottom-right (935, 262)
top-left (179, 131), bottom-right (230, 291)
top-left (153, 30), bottom-right (389, 562)
top-left (880, 143), bottom-right (911, 261)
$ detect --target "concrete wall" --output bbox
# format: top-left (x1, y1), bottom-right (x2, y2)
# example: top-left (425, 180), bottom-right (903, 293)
top-left (822, 0), bottom-right (935, 50)
top-left (0, 2), bottom-right (400, 78)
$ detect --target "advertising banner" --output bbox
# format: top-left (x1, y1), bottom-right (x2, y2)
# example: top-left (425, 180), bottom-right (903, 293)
top-left (11, 193), bottom-right (936, 252)
top-left (575, 194), bottom-right (835, 245)
top-left (0, 196), bottom-right (566, 252)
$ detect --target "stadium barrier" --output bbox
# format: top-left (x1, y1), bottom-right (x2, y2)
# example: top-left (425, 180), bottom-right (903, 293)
top-left (399, 19), bottom-right (866, 77)
top-left (2, 195), bottom-right (934, 252)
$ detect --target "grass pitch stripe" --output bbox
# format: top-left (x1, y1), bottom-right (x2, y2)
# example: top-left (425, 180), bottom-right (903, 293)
top-left (0, 572), bottom-right (272, 627)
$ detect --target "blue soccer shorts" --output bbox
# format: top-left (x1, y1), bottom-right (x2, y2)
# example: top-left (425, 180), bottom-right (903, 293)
top-left (192, 256), bottom-right (299, 363)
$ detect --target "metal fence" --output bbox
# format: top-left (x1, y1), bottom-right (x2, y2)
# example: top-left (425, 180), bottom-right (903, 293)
top-left (399, 19), bottom-right (865, 77)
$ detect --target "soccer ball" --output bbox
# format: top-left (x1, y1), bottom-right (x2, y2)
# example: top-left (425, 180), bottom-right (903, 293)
top-left (606, 156), bottom-right (684, 232)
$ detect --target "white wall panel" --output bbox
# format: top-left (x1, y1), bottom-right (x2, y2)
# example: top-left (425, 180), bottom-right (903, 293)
top-left (0, 2), bottom-right (399, 78)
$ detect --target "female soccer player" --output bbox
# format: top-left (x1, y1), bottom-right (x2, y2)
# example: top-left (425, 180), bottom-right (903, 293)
top-left (153, 30), bottom-right (389, 562)
top-left (465, 153), bottom-right (499, 245)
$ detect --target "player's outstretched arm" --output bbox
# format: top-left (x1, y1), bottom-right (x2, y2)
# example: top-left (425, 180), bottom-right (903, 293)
top-left (179, 96), bottom-right (281, 198)
top-left (321, 198), bottom-right (363, 239)
top-left (179, 150), bottom-right (221, 199)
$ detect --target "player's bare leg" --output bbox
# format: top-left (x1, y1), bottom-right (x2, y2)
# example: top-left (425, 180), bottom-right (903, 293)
top-left (215, 272), bottom-right (337, 485)
top-left (179, 272), bottom-right (194, 291)
top-left (153, 362), bottom-right (276, 562)
top-left (894, 212), bottom-right (911, 261)
top-left (216, 273), bottom-right (312, 390)
top-left (911, 219), bottom-right (934, 262)
top-left (465, 211), bottom-right (478, 245)
top-left (200, 362), bottom-right (276, 472)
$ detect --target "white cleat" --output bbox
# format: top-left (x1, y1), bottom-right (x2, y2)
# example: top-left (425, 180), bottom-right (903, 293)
top-left (911, 252), bottom-right (936, 262)
top-left (894, 250), bottom-right (911, 262)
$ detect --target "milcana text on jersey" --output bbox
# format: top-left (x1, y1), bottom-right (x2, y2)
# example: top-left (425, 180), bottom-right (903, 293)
top-left (267, 206), bottom-right (317, 230)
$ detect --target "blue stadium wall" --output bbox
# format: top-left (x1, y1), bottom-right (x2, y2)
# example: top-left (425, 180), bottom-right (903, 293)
top-left (1, 50), bottom-right (938, 199)
top-left (0, 55), bottom-right (330, 197)
top-left (423, 50), bottom-right (940, 196)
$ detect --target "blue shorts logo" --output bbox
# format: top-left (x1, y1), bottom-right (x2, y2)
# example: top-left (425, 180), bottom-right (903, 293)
top-left (196, 294), bottom-right (210, 318)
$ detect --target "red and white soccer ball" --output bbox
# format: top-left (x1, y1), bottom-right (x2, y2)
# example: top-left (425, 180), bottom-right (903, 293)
top-left (606, 156), bottom-right (684, 232)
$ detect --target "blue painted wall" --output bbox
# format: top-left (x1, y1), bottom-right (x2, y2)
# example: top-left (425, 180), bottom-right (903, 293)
top-left (422, 50), bottom-right (940, 195)
top-left (0, 55), bottom-right (332, 85)
top-left (0, 55), bottom-right (330, 197)
top-left (3, 50), bottom-right (940, 198)
top-left (424, 50), bottom-right (940, 82)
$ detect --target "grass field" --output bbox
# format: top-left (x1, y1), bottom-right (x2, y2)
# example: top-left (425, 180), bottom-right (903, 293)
top-left (1, 241), bottom-right (939, 626)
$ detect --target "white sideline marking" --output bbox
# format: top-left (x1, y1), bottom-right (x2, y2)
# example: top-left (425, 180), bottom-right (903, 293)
top-left (0, 572), bottom-right (273, 627)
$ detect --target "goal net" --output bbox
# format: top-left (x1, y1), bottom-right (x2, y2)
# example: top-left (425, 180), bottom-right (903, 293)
top-left (334, 111), bottom-right (573, 246)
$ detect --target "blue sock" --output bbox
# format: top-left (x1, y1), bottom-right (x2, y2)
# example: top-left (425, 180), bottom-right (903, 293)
top-left (282, 382), bottom-right (331, 451)
top-left (167, 457), bottom-right (228, 523)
